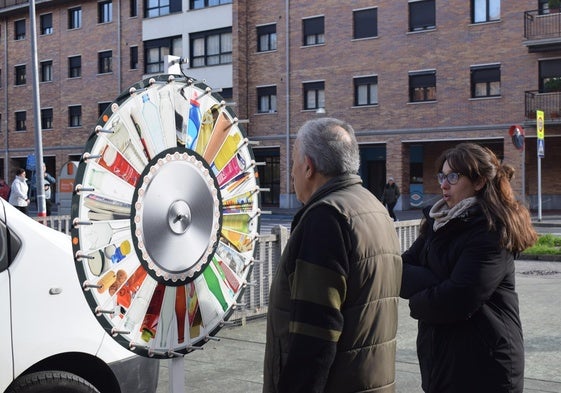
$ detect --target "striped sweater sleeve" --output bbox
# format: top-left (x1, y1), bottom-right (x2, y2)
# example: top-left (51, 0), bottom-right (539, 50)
top-left (279, 205), bottom-right (350, 393)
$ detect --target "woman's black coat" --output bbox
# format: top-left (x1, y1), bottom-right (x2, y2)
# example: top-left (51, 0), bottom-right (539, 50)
top-left (401, 205), bottom-right (524, 393)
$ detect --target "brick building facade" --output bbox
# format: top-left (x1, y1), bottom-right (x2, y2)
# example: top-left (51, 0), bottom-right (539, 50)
top-left (233, 0), bottom-right (561, 210)
top-left (1, 0), bottom-right (560, 212)
top-left (0, 0), bottom-right (143, 195)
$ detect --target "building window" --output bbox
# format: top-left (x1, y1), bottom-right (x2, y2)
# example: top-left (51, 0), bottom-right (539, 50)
top-left (68, 7), bottom-right (82, 29)
top-left (98, 1), bottom-right (113, 23)
top-left (354, 76), bottom-right (378, 106)
top-left (145, 0), bottom-right (181, 17)
top-left (190, 28), bottom-right (232, 68)
top-left (15, 111), bottom-right (26, 131)
top-left (40, 14), bottom-right (53, 35)
top-left (539, 59), bottom-right (561, 93)
top-left (471, 65), bottom-right (500, 98)
top-left (409, 70), bottom-right (436, 102)
top-left (303, 16), bottom-right (324, 46)
top-left (69, 105), bottom-right (82, 127)
top-left (257, 86), bottom-right (277, 113)
top-left (409, 0), bottom-right (436, 32)
top-left (353, 8), bottom-right (378, 39)
top-left (145, 36), bottom-right (182, 73)
top-left (472, 0), bottom-right (500, 23)
top-left (220, 87), bottom-right (233, 100)
top-left (98, 51), bottom-right (113, 74)
top-left (15, 20), bottom-right (25, 40)
top-left (303, 81), bottom-right (325, 110)
top-left (99, 102), bottom-right (111, 117)
top-left (257, 24), bottom-right (277, 52)
top-left (130, 0), bottom-right (138, 17)
top-left (68, 56), bottom-right (81, 78)
top-left (190, 0), bottom-right (232, 10)
top-left (40, 61), bottom-right (53, 82)
top-left (41, 108), bottom-right (53, 130)
top-left (15, 65), bottom-right (26, 86)
top-left (130, 46), bottom-right (139, 69)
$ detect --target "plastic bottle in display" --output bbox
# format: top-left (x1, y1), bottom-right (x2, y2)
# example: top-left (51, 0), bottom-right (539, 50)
top-left (187, 282), bottom-right (202, 339)
top-left (158, 87), bottom-right (178, 149)
top-left (186, 98), bottom-right (202, 149)
top-left (114, 266), bottom-right (148, 309)
top-left (175, 286), bottom-right (187, 344)
top-left (203, 112), bottom-right (231, 163)
top-left (141, 93), bottom-right (166, 153)
top-left (98, 144), bottom-right (141, 186)
top-left (139, 283), bottom-right (166, 342)
top-left (85, 167), bottom-right (135, 203)
top-left (195, 104), bottom-right (220, 155)
top-left (156, 286), bottom-right (177, 347)
top-left (123, 277), bottom-right (158, 334)
top-left (105, 119), bottom-right (147, 171)
top-left (212, 257), bottom-right (240, 293)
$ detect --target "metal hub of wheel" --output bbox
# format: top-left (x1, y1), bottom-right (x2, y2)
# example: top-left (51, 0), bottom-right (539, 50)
top-left (132, 150), bottom-right (221, 283)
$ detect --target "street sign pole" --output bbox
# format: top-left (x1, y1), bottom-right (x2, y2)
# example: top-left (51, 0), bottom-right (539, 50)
top-left (536, 110), bottom-right (545, 222)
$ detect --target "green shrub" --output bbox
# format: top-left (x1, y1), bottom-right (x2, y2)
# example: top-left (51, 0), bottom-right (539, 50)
top-left (523, 234), bottom-right (561, 255)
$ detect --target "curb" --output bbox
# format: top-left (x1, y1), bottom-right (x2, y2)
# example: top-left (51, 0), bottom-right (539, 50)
top-left (519, 254), bottom-right (561, 262)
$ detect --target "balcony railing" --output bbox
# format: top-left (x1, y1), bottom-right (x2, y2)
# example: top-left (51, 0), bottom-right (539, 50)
top-left (525, 90), bottom-right (561, 121)
top-left (524, 9), bottom-right (561, 51)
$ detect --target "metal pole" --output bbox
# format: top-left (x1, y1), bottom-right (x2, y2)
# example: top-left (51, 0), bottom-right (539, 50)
top-left (29, 0), bottom-right (46, 216)
top-left (284, 0), bottom-right (291, 208)
top-left (538, 155), bottom-right (542, 222)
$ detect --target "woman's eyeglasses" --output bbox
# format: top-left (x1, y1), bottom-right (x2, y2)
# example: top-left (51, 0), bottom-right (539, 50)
top-left (437, 172), bottom-right (462, 185)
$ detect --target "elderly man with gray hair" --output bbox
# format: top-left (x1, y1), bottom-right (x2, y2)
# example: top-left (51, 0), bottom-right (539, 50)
top-left (263, 117), bottom-right (402, 393)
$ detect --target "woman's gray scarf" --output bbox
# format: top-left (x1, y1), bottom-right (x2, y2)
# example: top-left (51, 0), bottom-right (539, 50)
top-left (429, 196), bottom-right (478, 232)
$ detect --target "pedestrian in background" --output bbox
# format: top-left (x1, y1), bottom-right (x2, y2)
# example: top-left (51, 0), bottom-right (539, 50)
top-left (400, 143), bottom-right (537, 393)
top-left (41, 162), bottom-right (56, 216)
top-left (381, 177), bottom-right (400, 221)
top-left (263, 117), bottom-right (402, 393)
top-left (9, 168), bottom-right (30, 214)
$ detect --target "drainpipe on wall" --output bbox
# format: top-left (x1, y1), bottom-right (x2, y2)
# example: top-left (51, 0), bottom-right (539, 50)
top-left (284, 0), bottom-right (291, 208)
top-left (117, 0), bottom-right (122, 93)
top-left (3, 20), bottom-right (8, 181)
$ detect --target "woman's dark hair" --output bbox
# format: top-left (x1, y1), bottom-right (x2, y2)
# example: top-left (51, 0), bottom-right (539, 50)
top-left (15, 168), bottom-right (26, 176)
top-left (434, 143), bottom-right (537, 252)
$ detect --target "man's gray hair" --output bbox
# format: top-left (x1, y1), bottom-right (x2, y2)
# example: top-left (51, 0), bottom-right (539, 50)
top-left (296, 117), bottom-right (360, 176)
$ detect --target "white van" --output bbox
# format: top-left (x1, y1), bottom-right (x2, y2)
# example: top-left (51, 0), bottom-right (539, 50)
top-left (0, 198), bottom-right (159, 393)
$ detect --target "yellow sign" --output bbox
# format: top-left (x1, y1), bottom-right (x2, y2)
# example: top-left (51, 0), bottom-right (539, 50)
top-left (536, 110), bottom-right (545, 140)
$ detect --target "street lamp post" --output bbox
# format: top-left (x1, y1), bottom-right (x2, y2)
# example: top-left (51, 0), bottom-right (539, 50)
top-left (29, 0), bottom-right (46, 217)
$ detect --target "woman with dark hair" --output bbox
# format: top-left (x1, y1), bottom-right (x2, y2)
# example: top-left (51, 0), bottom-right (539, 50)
top-left (401, 143), bottom-right (537, 393)
top-left (9, 168), bottom-right (30, 214)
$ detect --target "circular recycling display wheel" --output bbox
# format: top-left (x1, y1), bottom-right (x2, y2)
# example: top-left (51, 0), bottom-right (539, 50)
top-left (71, 75), bottom-right (260, 358)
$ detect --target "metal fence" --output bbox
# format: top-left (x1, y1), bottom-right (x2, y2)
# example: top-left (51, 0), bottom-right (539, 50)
top-left (34, 215), bottom-right (422, 322)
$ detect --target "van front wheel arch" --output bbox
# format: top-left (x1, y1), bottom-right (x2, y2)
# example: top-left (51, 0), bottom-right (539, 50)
top-left (6, 371), bottom-right (100, 393)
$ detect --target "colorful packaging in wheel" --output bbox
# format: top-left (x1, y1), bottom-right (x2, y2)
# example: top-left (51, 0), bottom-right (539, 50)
top-left (71, 75), bottom-right (260, 358)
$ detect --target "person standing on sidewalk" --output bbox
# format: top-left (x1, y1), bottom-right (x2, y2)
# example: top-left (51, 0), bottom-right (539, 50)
top-left (400, 143), bottom-right (538, 393)
top-left (9, 168), bottom-right (30, 214)
top-left (263, 118), bottom-right (402, 393)
top-left (41, 162), bottom-right (56, 216)
top-left (381, 177), bottom-right (400, 221)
